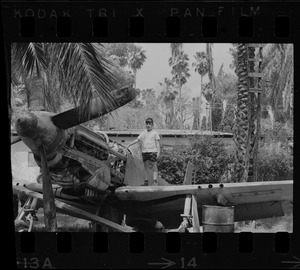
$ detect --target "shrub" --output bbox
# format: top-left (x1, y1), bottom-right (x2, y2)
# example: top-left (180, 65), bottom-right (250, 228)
top-left (158, 146), bottom-right (190, 185)
top-left (257, 143), bottom-right (293, 181)
top-left (157, 135), bottom-right (293, 184)
top-left (158, 135), bottom-right (235, 185)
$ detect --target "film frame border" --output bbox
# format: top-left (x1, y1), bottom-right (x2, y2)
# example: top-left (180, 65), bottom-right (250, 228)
top-left (3, 0), bottom-right (299, 269)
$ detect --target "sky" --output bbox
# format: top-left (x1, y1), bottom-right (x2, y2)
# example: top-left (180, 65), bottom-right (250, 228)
top-left (133, 43), bottom-right (235, 98)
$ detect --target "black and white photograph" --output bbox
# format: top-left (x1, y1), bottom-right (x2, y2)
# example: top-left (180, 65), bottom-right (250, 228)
top-left (11, 43), bottom-right (293, 233)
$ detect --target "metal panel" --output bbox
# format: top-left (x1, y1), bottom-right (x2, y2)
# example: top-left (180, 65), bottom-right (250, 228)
top-left (234, 201), bottom-right (284, 222)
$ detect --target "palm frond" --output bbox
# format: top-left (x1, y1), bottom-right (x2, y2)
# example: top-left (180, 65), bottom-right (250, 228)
top-left (261, 44), bottom-right (280, 70)
top-left (192, 51), bottom-right (208, 75)
top-left (12, 42), bottom-right (124, 119)
top-left (12, 43), bottom-right (48, 80)
top-left (266, 44), bottom-right (293, 114)
top-left (11, 43), bottom-right (50, 111)
top-left (278, 45), bottom-right (293, 113)
top-left (54, 43), bottom-right (119, 120)
top-left (127, 46), bottom-right (147, 70)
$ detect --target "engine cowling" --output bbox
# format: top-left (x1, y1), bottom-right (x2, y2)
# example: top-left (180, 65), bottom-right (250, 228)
top-left (15, 110), bottom-right (68, 170)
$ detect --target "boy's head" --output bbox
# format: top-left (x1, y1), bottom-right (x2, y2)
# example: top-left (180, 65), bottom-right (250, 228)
top-left (145, 118), bottom-right (154, 131)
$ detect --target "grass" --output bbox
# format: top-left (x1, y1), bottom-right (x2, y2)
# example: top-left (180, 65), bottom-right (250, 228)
top-left (235, 215), bottom-right (293, 233)
top-left (32, 209), bottom-right (91, 232)
top-left (235, 201), bottom-right (293, 233)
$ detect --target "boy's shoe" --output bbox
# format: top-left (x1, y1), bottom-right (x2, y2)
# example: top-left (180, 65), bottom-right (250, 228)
top-left (153, 180), bottom-right (158, 186)
top-left (141, 180), bottom-right (148, 186)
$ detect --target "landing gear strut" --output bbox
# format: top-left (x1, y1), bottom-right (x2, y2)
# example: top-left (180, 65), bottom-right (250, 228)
top-left (15, 197), bottom-right (38, 232)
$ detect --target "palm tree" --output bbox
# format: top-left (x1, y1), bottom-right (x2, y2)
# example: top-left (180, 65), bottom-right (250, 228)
top-left (11, 43), bottom-right (123, 231)
top-left (192, 51), bottom-right (208, 130)
top-left (127, 46), bottom-right (147, 88)
top-left (233, 43), bottom-right (259, 183)
top-left (191, 97), bottom-right (200, 130)
top-left (262, 44), bottom-right (293, 127)
top-left (169, 50), bottom-right (190, 129)
top-left (158, 78), bottom-right (178, 128)
top-left (205, 43), bottom-right (216, 131)
top-left (230, 43), bottom-right (293, 128)
top-left (233, 43), bottom-right (250, 182)
top-left (169, 43), bottom-right (189, 129)
top-left (104, 43), bottom-right (136, 67)
top-left (11, 43), bottom-right (119, 118)
top-left (206, 43), bottom-right (216, 90)
top-left (170, 43), bottom-right (183, 63)
top-left (231, 43), bottom-right (293, 182)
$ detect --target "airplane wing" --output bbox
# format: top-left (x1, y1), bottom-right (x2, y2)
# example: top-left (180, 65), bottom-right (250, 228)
top-left (13, 180), bottom-right (292, 230)
top-left (12, 184), bottom-right (133, 232)
top-left (115, 180), bottom-right (293, 228)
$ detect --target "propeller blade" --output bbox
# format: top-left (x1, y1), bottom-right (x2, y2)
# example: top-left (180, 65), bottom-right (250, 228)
top-left (51, 86), bottom-right (137, 129)
top-left (39, 145), bottom-right (57, 232)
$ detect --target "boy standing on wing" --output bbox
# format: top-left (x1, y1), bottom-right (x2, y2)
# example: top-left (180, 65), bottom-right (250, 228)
top-left (127, 118), bottom-right (160, 186)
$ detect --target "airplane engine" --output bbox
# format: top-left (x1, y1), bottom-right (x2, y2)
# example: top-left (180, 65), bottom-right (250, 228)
top-left (15, 110), bottom-right (68, 171)
top-left (14, 86), bottom-right (137, 201)
top-left (66, 125), bottom-right (128, 199)
top-left (14, 110), bottom-right (129, 200)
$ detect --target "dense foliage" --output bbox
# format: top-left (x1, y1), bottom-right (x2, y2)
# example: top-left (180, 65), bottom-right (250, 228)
top-left (158, 136), bottom-right (235, 184)
top-left (257, 118), bottom-right (293, 181)
top-left (257, 144), bottom-right (293, 181)
top-left (157, 135), bottom-right (293, 184)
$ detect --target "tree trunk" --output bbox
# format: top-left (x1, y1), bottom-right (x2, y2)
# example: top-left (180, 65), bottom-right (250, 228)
top-left (249, 45), bottom-right (263, 182)
top-left (267, 105), bottom-right (275, 129)
top-left (179, 75), bottom-right (183, 129)
top-left (206, 43), bottom-right (215, 133)
top-left (164, 84), bottom-right (175, 129)
top-left (133, 69), bottom-right (137, 88)
top-left (222, 100), bottom-right (227, 123)
top-left (192, 97), bottom-right (200, 130)
top-left (164, 100), bottom-right (171, 128)
top-left (205, 103), bottom-right (209, 131)
top-left (209, 102), bottom-right (212, 131)
top-left (253, 93), bottom-right (261, 181)
top-left (234, 43), bottom-right (249, 182)
top-left (199, 75), bottom-right (203, 131)
top-left (234, 44), bottom-right (264, 182)
top-left (170, 99), bottom-right (175, 128)
top-left (245, 92), bottom-right (256, 181)
top-left (24, 76), bottom-right (46, 111)
top-left (206, 43), bottom-right (216, 90)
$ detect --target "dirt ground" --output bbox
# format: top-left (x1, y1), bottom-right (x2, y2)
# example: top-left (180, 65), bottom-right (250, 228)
top-left (26, 201), bottom-right (292, 233)
top-left (235, 200), bottom-right (293, 233)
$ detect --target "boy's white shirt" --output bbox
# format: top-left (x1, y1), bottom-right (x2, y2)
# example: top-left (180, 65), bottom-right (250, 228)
top-left (138, 129), bottom-right (160, 153)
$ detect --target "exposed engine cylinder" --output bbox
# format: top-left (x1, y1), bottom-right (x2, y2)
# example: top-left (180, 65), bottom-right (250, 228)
top-left (87, 167), bottom-right (111, 191)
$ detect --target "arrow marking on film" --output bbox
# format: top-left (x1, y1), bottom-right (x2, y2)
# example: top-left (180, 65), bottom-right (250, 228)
top-left (282, 256), bottom-right (300, 269)
top-left (148, 257), bottom-right (176, 269)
